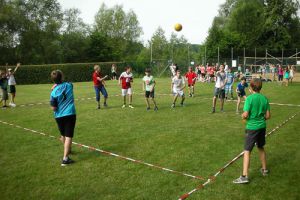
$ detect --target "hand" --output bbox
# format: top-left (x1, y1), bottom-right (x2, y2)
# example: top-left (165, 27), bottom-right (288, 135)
top-left (17, 63), bottom-right (21, 67)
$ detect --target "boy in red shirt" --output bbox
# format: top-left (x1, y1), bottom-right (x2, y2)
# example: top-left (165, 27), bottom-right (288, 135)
top-left (93, 65), bottom-right (108, 109)
top-left (185, 67), bottom-right (197, 97)
top-left (119, 66), bottom-right (134, 108)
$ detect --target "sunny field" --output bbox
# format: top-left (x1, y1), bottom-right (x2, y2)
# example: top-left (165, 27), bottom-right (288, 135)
top-left (0, 78), bottom-right (300, 200)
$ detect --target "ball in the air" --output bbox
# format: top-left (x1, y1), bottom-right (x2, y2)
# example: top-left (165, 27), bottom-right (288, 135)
top-left (174, 23), bottom-right (182, 32)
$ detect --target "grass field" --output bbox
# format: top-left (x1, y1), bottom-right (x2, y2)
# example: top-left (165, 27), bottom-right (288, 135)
top-left (1, 78), bottom-right (300, 200)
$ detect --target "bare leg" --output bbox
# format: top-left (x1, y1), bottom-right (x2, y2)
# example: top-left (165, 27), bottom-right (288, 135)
top-left (145, 98), bottom-right (150, 108)
top-left (181, 96), bottom-right (185, 104)
top-left (220, 98), bottom-right (224, 111)
top-left (242, 150), bottom-right (251, 176)
top-left (123, 96), bottom-right (126, 105)
top-left (129, 94), bottom-right (132, 105)
top-left (258, 148), bottom-right (267, 170)
top-left (151, 98), bottom-right (157, 107)
top-left (63, 137), bottom-right (72, 160)
top-left (173, 94), bottom-right (179, 104)
top-left (212, 96), bottom-right (217, 109)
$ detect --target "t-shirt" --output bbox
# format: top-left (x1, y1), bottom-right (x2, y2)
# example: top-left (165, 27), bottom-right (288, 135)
top-left (200, 66), bottom-right (206, 73)
top-left (284, 71), bottom-right (289, 79)
top-left (120, 72), bottom-right (133, 89)
top-left (237, 82), bottom-right (248, 93)
top-left (143, 75), bottom-right (155, 91)
top-left (215, 72), bottom-right (226, 89)
top-left (185, 72), bottom-right (197, 85)
top-left (8, 74), bottom-right (16, 86)
top-left (50, 82), bottom-right (76, 118)
top-left (93, 71), bottom-right (103, 87)
top-left (172, 76), bottom-right (185, 91)
top-left (225, 72), bottom-right (234, 86)
top-left (243, 93), bottom-right (270, 130)
top-left (278, 68), bottom-right (283, 75)
top-left (0, 77), bottom-right (8, 90)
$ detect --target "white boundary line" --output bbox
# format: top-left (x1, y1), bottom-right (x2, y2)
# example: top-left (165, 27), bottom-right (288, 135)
top-left (177, 112), bottom-right (299, 200)
top-left (0, 120), bottom-right (205, 181)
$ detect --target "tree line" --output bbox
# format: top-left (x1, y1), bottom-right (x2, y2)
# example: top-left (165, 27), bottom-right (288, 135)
top-left (1, 0), bottom-right (299, 66)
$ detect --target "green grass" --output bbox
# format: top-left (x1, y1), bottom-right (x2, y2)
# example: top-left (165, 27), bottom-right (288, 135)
top-left (0, 78), bottom-right (300, 200)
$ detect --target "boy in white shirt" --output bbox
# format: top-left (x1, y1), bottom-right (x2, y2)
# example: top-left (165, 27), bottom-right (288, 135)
top-left (212, 65), bottom-right (227, 113)
top-left (142, 68), bottom-right (158, 111)
top-left (7, 63), bottom-right (20, 107)
top-left (171, 70), bottom-right (186, 108)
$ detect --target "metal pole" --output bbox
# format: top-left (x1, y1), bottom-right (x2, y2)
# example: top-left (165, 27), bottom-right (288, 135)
top-left (243, 47), bottom-right (246, 73)
top-left (265, 49), bottom-right (267, 64)
top-left (297, 48), bottom-right (298, 64)
top-left (255, 47), bottom-right (257, 73)
top-left (150, 42), bottom-right (153, 63)
top-left (231, 47), bottom-right (233, 64)
top-left (205, 46), bottom-right (207, 65)
top-left (282, 48), bottom-right (284, 65)
top-left (187, 44), bottom-right (190, 66)
top-left (217, 47), bottom-right (219, 66)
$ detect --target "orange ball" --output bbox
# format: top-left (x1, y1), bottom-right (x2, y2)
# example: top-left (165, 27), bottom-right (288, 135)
top-left (174, 23), bottom-right (182, 32)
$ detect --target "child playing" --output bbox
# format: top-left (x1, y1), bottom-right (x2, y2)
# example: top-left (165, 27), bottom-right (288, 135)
top-left (185, 67), bottom-right (197, 97)
top-left (171, 70), bottom-right (186, 108)
top-left (0, 70), bottom-right (9, 108)
top-left (225, 67), bottom-right (234, 100)
top-left (119, 66), bottom-right (134, 108)
top-left (283, 67), bottom-right (290, 86)
top-left (7, 63), bottom-right (20, 107)
top-left (111, 64), bottom-right (117, 80)
top-left (212, 65), bottom-right (227, 113)
top-left (233, 78), bottom-right (270, 184)
top-left (93, 65), bottom-right (108, 109)
top-left (142, 68), bottom-right (158, 111)
top-left (50, 70), bottom-right (76, 166)
top-left (236, 77), bottom-right (251, 113)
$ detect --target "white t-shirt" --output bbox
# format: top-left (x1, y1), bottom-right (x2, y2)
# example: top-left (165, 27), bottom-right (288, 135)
top-left (170, 65), bottom-right (176, 76)
top-left (8, 74), bottom-right (16, 85)
top-left (172, 76), bottom-right (185, 91)
top-left (215, 72), bottom-right (226, 89)
top-left (142, 75), bottom-right (155, 91)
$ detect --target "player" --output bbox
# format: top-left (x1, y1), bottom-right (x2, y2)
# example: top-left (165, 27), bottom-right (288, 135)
top-left (0, 70), bottom-right (8, 108)
top-left (171, 70), bottom-right (186, 108)
top-left (93, 65), bottom-right (108, 109)
top-left (7, 63), bottom-right (20, 107)
top-left (289, 65), bottom-right (295, 84)
top-left (225, 67), bottom-right (234, 100)
top-left (236, 77), bottom-right (251, 113)
top-left (185, 67), bottom-right (197, 97)
top-left (111, 64), bottom-right (117, 80)
top-left (233, 78), bottom-right (270, 184)
top-left (283, 66), bottom-right (290, 86)
top-left (142, 68), bottom-right (158, 111)
top-left (212, 65), bottom-right (227, 113)
top-left (50, 70), bottom-right (76, 166)
top-left (119, 66), bottom-right (134, 108)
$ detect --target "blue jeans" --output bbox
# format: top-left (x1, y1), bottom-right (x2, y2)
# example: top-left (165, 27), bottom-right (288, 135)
top-left (94, 86), bottom-right (108, 102)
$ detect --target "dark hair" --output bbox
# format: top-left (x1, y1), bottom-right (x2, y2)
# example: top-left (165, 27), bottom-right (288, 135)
top-left (145, 68), bottom-right (151, 73)
top-left (240, 77), bottom-right (246, 81)
top-left (51, 70), bottom-right (64, 84)
top-left (250, 78), bottom-right (262, 92)
top-left (125, 66), bottom-right (132, 71)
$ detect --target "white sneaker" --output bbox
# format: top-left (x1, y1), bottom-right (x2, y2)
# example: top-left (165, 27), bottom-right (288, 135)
top-left (9, 103), bottom-right (16, 107)
top-left (128, 105), bottom-right (134, 109)
top-left (122, 105), bottom-right (126, 108)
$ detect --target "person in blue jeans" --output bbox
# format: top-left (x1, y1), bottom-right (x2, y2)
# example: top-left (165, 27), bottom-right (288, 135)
top-left (92, 65), bottom-right (108, 109)
top-left (50, 70), bottom-right (76, 166)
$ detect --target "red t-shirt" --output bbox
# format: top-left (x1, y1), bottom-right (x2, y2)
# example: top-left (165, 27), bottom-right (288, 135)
top-left (185, 72), bottom-right (197, 85)
top-left (120, 72), bottom-right (133, 89)
top-left (93, 72), bottom-right (103, 86)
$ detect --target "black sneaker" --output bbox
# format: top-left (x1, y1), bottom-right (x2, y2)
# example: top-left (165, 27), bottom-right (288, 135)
top-left (154, 106), bottom-right (158, 111)
top-left (61, 157), bottom-right (74, 166)
top-left (97, 105), bottom-right (100, 109)
top-left (189, 94), bottom-right (192, 97)
top-left (171, 103), bottom-right (175, 108)
top-left (103, 103), bottom-right (108, 107)
top-left (146, 107), bottom-right (150, 111)
top-left (211, 108), bottom-right (215, 113)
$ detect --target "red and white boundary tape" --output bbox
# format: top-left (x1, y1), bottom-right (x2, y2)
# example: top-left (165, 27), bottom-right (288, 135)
top-left (0, 120), bottom-right (204, 181)
top-left (178, 112), bottom-right (298, 200)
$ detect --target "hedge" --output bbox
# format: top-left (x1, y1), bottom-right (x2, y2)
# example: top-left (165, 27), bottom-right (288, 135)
top-left (0, 61), bottom-right (155, 85)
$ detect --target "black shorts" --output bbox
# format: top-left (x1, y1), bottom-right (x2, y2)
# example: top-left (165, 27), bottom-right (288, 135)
top-left (278, 75), bottom-right (283, 81)
top-left (214, 88), bottom-right (225, 99)
top-left (145, 90), bottom-right (155, 98)
top-left (112, 72), bottom-right (117, 77)
top-left (55, 115), bottom-right (76, 138)
top-left (237, 91), bottom-right (246, 97)
top-left (9, 85), bottom-right (16, 93)
top-left (244, 128), bottom-right (266, 151)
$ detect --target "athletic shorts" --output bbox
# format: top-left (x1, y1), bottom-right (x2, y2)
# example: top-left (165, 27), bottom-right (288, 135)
top-left (112, 72), bottom-right (117, 77)
top-left (201, 73), bottom-right (206, 77)
top-left (278, 75), bottom-right (283, 81)
top-left (244, 128), bottom-right (266, 151)
top-left (214, 88), bottom-right (225, 99)
top-left (122, 88), bottom-right (132, 96)
top-left (210, 74), bottom-right (215, 78)
top-left (237, 91), bottom-right (246, 97)
top-left (173, 89), bottom-right (184, 97)
top-left (225, 85), bottom-right (233, 93)
top-left (145, 90), bottom-right (155, 98)
top-left (188, 83), bottom-right (195, 87)
top-left (55, 115), bottom-right (76, 138)
top-left (0, 89), bottom-right (8, 100)
top-left (8, 85), bottom-right (16, 94)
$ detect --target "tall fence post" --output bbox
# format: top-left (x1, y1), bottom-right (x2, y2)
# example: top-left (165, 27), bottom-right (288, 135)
top-left (217, 47), bottom-right (220, 65)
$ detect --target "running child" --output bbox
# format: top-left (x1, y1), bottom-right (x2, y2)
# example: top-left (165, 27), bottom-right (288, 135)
top-left (185, 67), bottom-right (197, 97)
top-left (283, 66), bottom-right (290, 86)
top-left (171, 70), bottom-right (186, 108)
top-left (7, 63), bottom-right (20, 107)
top-left (93, 65), bottom-right (108, 109)
top-left (225, 67), bottom-right (234, 100)
top-left (119, 66), bottom-right (134, 108)
top-left (142, 68), bottom-right (158, 111)
top-left (212, 65), bottom-right (227, 113)
top-left (0, 70), bottom-right (8, 108)
top-left (233, 78), bottom-right (270, 184)
top-left (50, 70), bottom-right (76, 166)
top-left (236, 77), bottom-right (251, 113)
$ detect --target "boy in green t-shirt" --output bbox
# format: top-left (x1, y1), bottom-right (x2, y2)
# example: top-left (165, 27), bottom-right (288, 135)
top-left (142, 68), bottom-right (158, 111)
top-left (233, 78), bottom-right (271, 184)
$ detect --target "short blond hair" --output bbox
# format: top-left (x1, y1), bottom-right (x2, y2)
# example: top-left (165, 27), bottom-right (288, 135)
top-left (94, 65), bottom-right (100, 71)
